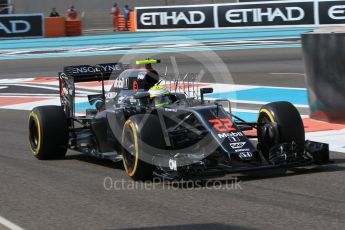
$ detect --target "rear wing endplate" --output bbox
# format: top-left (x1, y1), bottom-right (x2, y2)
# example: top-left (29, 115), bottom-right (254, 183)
top-left (59, 63), bottom-right (124, 120)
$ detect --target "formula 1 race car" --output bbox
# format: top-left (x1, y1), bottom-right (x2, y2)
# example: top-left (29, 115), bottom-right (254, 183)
top-left (28, 59), bottom-right (330, 181)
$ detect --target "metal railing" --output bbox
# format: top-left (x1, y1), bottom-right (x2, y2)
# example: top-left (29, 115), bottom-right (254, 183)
top-left (0, 2), bottom-right (14, 14)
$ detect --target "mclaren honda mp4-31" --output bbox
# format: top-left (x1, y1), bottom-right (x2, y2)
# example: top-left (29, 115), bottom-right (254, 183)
top-left (28, 60), bottom-right (330, 180)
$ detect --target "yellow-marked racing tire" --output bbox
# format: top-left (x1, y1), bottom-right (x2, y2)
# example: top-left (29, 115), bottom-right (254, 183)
top-left (28, 106), bottom-right (68, 160)
top-left (257, 101), bottom-right (305, 160)
top-left (121, 115), bottom-right (160, 181)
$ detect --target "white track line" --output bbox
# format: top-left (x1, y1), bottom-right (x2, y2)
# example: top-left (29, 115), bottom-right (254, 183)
top-left (0, 94), bottom-right (58, 97)
top-left (270, 72), bottom-right (305, 76)
top-left (222, 99), bottom-right (309, 108)
top-left (0, 216), bottom-right (25, 230)
top-left (4, 83), bottom-right (95, 95)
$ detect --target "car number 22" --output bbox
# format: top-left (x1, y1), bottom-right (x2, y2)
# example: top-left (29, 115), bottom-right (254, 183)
top-left (208, 118), bottom-right (236, 132)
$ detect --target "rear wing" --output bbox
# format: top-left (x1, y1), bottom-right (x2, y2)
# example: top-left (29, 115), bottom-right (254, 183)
top-left (62, 63), bottom-right (124, 82)
top-left (59, 63), bottom-right (124, 120)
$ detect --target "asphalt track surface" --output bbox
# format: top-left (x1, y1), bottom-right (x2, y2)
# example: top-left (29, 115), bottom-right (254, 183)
top-left (0, 48), bottom-right (344, 230)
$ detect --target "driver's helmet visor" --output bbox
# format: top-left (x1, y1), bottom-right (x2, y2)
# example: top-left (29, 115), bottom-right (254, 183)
top-left (153, 95), bottom-right (170, 108)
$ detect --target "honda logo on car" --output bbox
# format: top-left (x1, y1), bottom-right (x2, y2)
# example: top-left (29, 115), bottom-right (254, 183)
top-left (239, 152), bottom-right (253, 160)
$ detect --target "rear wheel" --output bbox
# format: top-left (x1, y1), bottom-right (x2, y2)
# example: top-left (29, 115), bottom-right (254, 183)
top-left (28, 106), bottom-right (68, 160)
top-left (257, 101), bottom-right (305, 160)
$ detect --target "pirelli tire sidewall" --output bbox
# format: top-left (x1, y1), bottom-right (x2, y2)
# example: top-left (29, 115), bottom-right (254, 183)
top-left (257, 101), bottom-right (305, 157)
top-left (28, 106), bottom-right (68, 160)
top-left (122, 114), bottom-right (164, 181)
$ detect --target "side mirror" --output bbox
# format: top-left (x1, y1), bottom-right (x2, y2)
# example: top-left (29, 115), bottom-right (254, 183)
top-left (200, 88), bottom-right (213, 104)
top-left (215, 99), bottom-right (232, 114)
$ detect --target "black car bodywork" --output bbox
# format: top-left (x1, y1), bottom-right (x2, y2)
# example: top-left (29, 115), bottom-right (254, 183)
top-left (29, 61), bottom-right (330, 180)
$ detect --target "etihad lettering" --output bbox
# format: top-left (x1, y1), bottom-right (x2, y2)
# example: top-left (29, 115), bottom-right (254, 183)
top-left (225, 7), bottom-right (305, 23)
top-left (0, 20), bottom-right (31, 34)
top-left (141, 11), bottom-right (206, 26)
top-left (328, 5), bottom-right (345, 20)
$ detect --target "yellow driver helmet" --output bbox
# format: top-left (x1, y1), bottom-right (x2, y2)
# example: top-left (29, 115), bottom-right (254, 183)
top-left (148, 85), bottom-right (170, 108)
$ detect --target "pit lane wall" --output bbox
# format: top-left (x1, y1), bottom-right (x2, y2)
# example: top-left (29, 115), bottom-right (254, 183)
top-left (135, 0), bottom-right (345, 31)
top-left (302, 28), bottom-right (345, 123)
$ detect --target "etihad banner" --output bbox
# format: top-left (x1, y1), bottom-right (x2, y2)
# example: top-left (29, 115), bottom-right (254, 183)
top-left (136, 5), bottom-right (214, 30)
top-left (318, 0), bottom-right (345, 25)
top-left (136, 0), bottom-right (345, 31)
top-left (0, 14), bottom-right (44, 38)
top-left (218, 1), bottom-right (315, 27)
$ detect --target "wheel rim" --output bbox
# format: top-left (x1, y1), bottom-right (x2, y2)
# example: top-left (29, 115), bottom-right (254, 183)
top-left (258, 114), bottom-right (272, 139)
top-left (29, 115), bottom-right (40, 153)
top-left (257, 112), bottom-right (275, 158)
top-left (122, 126), bottom-right (137, 175)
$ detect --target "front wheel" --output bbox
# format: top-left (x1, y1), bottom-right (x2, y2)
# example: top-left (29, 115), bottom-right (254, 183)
top-left (257, 101), bottom-right (305, 160)
top-left (121, 114), bottom-right (165, 181)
